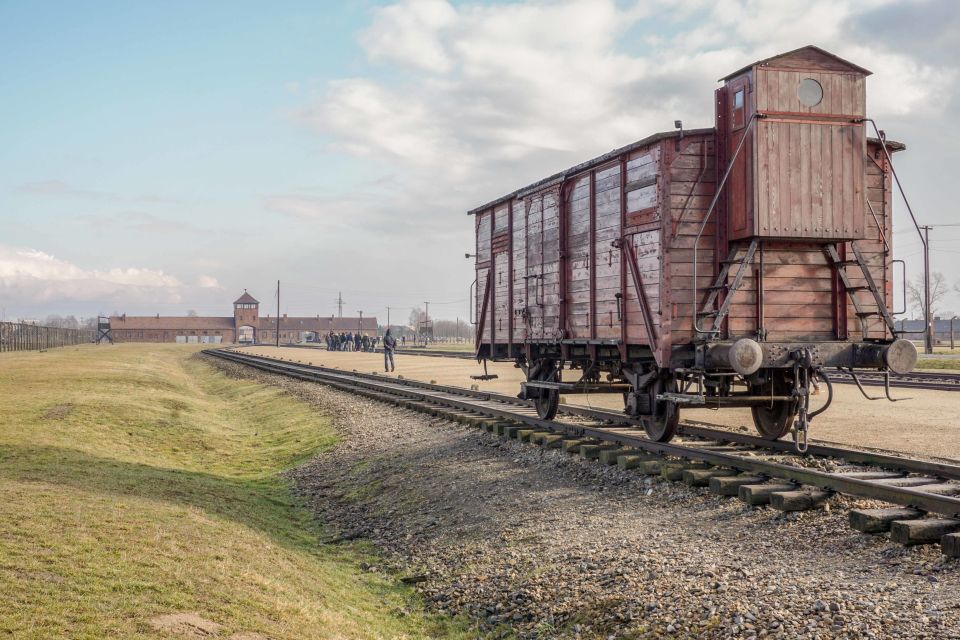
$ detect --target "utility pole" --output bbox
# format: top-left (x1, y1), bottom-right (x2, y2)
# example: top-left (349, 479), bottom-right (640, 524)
top-left (337, 292), bottom-right (344, 318)
top-left (358, 310), bottom-right (363, 334)
top-left (423, 302), bottom-right (429, 345)
top-left (386, 306), bottom-right (391, 333)
top-left (921, 225), bottom-right (932, 354)
top-left (276, 280), bottom-right (280, 347)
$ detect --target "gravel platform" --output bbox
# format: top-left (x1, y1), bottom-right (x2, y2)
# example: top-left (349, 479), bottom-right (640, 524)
top-left (206, 355), bottom-right (960, 639)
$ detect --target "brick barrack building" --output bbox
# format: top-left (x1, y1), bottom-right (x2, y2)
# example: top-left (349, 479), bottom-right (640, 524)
top-left (109, 291), bottom-right (375, 344)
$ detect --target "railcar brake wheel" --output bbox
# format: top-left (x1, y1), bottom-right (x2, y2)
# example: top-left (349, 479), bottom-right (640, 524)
top-left (531, 360), bottom-right (560, 421)
top-left (644, 376), bottom-right (679, 442)
top-left (751, 372), bottom-right (797, 440)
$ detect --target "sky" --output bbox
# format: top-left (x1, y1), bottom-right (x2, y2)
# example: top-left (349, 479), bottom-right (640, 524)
top-left (1, 0), bottom-right (959, 323)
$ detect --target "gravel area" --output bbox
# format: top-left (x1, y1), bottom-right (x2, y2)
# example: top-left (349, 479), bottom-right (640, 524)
top-left (207, 355), bottom-right (960, 639)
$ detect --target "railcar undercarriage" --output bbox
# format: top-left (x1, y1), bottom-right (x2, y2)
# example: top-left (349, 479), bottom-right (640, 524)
top-left (507, 336), bottom-right (917, 452)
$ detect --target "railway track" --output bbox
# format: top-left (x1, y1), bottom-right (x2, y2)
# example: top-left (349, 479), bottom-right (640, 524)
top-left (275, 343), bottom-right (960, 391)
top-left (209, 348), bottom-right (960, 556)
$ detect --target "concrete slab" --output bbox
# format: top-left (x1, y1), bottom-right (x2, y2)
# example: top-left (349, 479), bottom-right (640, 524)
top-left (579, 444), bottom-right (621, 460)
top-left (738, 483), bottom-right (797, 505)
top-left (890, 518), bottom-right (960, 546)
top-left (941, 532), bottom-right (960, 557)
top-left (769, 490), bottom-right (831, 512)
top-left (709, 475), bottom-right (766, 496)
top-left (599, 448), bottom-right (637, 465)
top-left (682, 468), bottom-right (737, 487)
top-left (848, 508), bottom-right (924, 534)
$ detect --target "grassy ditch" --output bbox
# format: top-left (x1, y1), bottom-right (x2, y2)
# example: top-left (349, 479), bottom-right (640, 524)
top-left (0, 344), bottom-right (465, 639)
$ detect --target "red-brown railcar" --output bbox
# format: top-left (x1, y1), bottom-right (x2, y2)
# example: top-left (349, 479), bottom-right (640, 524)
top-left (469, 46), bottom-right (918, 450)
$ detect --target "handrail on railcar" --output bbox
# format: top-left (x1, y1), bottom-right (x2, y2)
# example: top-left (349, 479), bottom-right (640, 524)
top-left (864, 117), bottom-right (925, 328)
top-left (863, 119), bottom-right (926, 253)
top-left (692, 112), bottom-right (759, 336)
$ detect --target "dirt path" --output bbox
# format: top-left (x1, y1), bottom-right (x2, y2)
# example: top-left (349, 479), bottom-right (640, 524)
top-left (213, 356), bottom-right (960, 640)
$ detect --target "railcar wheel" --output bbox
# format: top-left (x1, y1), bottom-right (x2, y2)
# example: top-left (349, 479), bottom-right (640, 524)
top-left (644, 376), bottom-right (679, 442)
top-left (530, 360), bottom-right (560, 421)
top-left (751, 372), bottom-right (797, 440)
top-left (535, 388), bottom-right (560, 420)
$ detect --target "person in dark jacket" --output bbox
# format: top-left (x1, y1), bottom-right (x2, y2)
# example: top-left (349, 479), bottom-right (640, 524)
top-left (383, 329), bottom-right (396, 372)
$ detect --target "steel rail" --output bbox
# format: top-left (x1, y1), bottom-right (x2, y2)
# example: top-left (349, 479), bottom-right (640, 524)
top-left (208, 349), bottom-right (960, 517)
top-left (219, 347), bottom-right (960, 478)
top-left (258, 345), bottom-right (960, 391)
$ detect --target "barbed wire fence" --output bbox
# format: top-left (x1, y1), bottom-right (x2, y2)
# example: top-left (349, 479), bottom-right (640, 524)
top-left (0, 321), bottom-right (96, 353)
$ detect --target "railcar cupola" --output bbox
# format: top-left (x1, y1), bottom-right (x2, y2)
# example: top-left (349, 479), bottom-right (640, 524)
top-left (717, 45), bottom-right (871, 241)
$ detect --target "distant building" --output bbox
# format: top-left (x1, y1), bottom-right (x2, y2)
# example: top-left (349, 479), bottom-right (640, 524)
top-left (109, 291), bottom-right (375, 344)
top-left (895, 318), bottom-right (960, 343)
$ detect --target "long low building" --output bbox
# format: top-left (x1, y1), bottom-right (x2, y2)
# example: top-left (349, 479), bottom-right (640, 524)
top-left (110, 291), bottom-right (376, 344)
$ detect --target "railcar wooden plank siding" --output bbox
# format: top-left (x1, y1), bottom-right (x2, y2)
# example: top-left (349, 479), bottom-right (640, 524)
top-left (468, 45), bottom-right (917, 444)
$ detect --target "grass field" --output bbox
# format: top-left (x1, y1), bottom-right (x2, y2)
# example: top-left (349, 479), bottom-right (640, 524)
top-left (0, 344), bottom-right (466, 639)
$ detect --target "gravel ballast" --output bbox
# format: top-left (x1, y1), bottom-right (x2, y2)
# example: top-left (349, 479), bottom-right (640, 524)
top-left (207, 355), bottom-right (960, 639)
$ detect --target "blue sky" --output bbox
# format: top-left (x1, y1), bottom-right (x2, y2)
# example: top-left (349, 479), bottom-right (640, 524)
top-left (2, 0), bottom-right (959, 322)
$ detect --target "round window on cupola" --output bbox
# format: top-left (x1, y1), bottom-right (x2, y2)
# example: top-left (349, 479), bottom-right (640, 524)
top-left (798, 78), bottom-right (824, 107)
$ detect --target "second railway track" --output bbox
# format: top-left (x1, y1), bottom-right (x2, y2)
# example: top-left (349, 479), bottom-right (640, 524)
top-left (278, 343), bottom-right (960, 392)
top-left (210, 348), bottom-right (960, 557)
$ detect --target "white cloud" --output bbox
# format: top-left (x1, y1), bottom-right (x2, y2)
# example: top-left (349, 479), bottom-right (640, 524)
top-left (196, 275), bottom-right (221, 289)
top-left (360, 0), bottom-right (457, 73)
top-left (295, 0), bottom-right (957, 197)
top-left (276, 0), bottom-right (960, 318)
top-left (0, 245), bottom-right (184, 306)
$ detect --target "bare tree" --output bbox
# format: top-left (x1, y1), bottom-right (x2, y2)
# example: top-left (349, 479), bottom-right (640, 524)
top-left (433, 318), bottom-right (475, 341)
top-left (408, 307), bottom-right (423, 328)
top-left (187, 309), bottom-right (198, 317)
top-left (907, 271), bottom-right (948, 320)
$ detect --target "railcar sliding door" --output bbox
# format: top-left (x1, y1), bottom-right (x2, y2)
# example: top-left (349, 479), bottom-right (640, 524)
top-left (512, 198), bottom-right (527, 342)
top-left (594, 164), bottom-right (623, 340)
top-left (565, 176), bottom-right (592, 339)
top-left (475, 211), bottom-right (492, 345)
top-left (524, 196), bottom-right (544, 340)
top-left (492, 204), bottom-right (510, 346)
top-left (540, 192), bottom-right (561, 340)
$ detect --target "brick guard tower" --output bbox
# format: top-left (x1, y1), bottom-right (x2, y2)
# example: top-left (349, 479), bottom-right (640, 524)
top-left (233, 290), bottom-right (259, 343)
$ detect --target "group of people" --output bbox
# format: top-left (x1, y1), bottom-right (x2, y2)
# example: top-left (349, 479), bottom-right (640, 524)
top-left (323, 328), bottom-right (400, 373)
top-left (325, 331), bottom-right (379, 352)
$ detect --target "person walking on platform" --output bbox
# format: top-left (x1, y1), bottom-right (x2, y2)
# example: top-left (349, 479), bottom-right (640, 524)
top-left (383, 329), bottom-right (397, 372)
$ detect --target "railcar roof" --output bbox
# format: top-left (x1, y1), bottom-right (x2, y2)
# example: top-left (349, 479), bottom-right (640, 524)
top-left (466, 130), bottom-right (904, 216)
top-left (720, 45), bottom-right (872, 81)
top-left (467, 128), bottom-right (714, 215)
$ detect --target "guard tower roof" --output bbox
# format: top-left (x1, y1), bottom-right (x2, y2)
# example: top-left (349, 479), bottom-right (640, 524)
top-left (233, 290), bottom-right (259, 305)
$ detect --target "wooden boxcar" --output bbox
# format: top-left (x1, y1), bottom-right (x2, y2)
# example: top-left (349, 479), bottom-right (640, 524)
top-left (469, 46), bottom-right (917, 448)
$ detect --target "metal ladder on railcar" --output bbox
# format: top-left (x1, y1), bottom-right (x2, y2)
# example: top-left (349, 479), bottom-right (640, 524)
top-left (824, 242), bottom-right (898, 339)
top-left (696, 238), bottom-right (759, 337)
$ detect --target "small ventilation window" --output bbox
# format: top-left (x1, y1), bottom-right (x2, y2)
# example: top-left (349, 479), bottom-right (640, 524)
top-left (798, 78), bottom-right (823, 107)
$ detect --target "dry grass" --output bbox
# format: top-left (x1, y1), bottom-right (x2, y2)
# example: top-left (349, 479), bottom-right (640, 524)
top-left (0, 344), bottom-right (467, 639)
